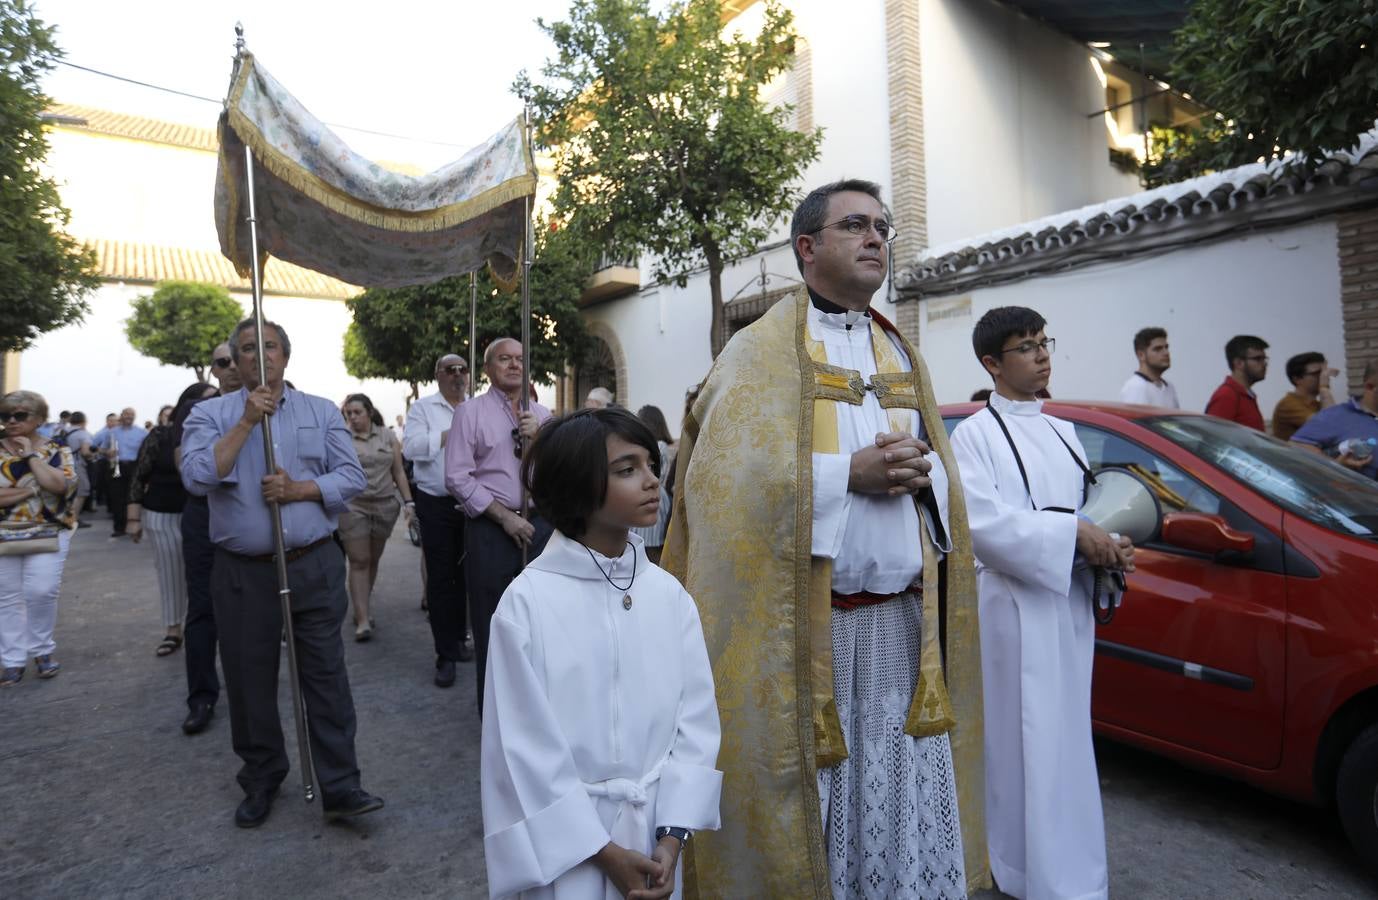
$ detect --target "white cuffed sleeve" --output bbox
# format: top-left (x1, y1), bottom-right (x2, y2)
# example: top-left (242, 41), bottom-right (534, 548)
top-left (656, 588), bottom-right (723, 832)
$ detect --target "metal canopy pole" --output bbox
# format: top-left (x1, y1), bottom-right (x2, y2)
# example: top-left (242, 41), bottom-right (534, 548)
top-left (469, 272), bottom-right (478, 400)
top-left (519, 105), bottom-right (535, 564)
top-left (236, 26), bottom-right (317, 806)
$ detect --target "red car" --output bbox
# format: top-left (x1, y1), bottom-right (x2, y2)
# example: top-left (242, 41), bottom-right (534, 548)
top-left (941, 401), bottom-right (1378, 870)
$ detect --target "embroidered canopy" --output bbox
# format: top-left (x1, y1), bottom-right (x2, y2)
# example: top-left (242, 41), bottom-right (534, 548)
top-left (215, 53), bottom-right (534, 289)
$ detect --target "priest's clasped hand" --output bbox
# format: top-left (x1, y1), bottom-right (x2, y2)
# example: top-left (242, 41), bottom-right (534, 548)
top-left (849, 431), bottom-right (933, 497)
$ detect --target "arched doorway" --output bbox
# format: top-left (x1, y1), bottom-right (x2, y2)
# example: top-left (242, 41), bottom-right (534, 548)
top-left (576, 335), bottom-right (618, 406)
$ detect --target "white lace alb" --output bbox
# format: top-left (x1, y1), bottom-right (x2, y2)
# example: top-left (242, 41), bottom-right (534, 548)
top-left (817, 594), bottom-right (967, 899)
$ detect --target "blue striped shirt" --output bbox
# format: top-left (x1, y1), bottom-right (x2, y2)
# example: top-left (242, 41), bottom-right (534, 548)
top-left (181, 386), bottom-right (365, 555)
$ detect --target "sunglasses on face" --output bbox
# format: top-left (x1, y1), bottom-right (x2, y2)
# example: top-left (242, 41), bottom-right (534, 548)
top-left (213, 356), bottom-right (233, 369)
top-left (0, 411), bottom-right (32, 423)
top-left (441, 365), bottom-right (469, 376)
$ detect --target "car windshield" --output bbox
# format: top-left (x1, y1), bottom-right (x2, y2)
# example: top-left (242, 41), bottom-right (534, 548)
top-left (1144, 415), bottom-right (1378, 538)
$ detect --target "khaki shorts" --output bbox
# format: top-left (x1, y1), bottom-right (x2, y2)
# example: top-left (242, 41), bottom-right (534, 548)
top-left (338, 500), bottom-right (400, 542)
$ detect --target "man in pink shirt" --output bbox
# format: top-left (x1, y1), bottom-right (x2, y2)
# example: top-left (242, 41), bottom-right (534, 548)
top-left (444, 338), bottom-right (552, 710)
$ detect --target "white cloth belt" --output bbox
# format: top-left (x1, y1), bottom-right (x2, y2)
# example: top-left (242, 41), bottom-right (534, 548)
top-left (582, 751), bottom-right (671, 900)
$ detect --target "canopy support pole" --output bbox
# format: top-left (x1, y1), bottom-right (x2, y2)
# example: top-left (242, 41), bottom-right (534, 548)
top-left (244, 142), bottom-right (318, 807)
top-left (519, 105), bottom-right (534, 564)
top-left (469, 272), bottom-right (478, 400)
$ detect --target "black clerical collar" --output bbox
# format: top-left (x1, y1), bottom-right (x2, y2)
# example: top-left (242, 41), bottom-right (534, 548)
top-left (808, 287), bottom-right (869, 317)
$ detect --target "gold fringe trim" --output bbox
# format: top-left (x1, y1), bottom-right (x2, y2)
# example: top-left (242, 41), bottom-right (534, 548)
top-left (223, 55), bottom-right (536, 235)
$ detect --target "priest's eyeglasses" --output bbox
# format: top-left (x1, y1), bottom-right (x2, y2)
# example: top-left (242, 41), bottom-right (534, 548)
top-left (809, 215), bottom-right (898, 244)
top-left (996, 337), bottom-right (1056, 357)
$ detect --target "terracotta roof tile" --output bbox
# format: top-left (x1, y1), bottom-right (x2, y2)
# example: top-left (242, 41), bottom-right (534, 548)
top-left (90, 239), bottom-right (360, 301)
top-left (46, 103), bottom-right (219, 153)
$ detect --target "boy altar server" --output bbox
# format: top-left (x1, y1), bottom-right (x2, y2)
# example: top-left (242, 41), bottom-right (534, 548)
top-left (950, 307), bottom-right (1134, 900)
top-left (481, 408), bottom-right (721, 899)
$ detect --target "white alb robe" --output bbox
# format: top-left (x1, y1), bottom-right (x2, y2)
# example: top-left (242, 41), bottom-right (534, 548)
top-left (949, 394), bottom-right (1109, 900)
top-left (480, 531), bottom-right (722, 900)
top-left (808, 305), bottom-right (967, 898)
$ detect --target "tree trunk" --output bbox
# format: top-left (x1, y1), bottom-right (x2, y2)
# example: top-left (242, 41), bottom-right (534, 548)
top-left (193, 365), bottom-right (205, 382)
top-left (705, 240), bottom-right (726, 359)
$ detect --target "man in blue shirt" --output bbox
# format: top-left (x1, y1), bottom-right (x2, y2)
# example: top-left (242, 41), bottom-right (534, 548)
top-left (1292, 359), bottom-right (1378, 480)
top-left (182, 319), bottom-right (382, 828)
top-left (92, 407), bottom-right (147, 536)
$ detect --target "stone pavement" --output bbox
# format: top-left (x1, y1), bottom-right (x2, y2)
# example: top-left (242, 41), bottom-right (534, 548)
top-left (3, 511), bottom-right (1375, 898)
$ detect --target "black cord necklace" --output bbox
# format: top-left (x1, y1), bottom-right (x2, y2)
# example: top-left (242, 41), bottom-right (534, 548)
top-left (581, 540), bottom-right (637, 606)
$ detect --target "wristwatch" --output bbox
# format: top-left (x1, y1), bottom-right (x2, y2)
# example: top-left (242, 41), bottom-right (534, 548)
top-left (655, 826), bottom-right (691, 848)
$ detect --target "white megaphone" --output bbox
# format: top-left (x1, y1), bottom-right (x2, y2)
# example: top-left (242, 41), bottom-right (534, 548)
top-left (1080, 467), bottom-right (1161, 625)
top-left (1081, 467), bottom-right (1162, 546)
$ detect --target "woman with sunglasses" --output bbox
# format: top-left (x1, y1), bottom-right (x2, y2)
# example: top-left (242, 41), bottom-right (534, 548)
top-left (126, 382), bottom-right (219, 657)
top-left (339, 393), bottom-right (413, 641)
top-left (0, 391), bottom-right (78, 687)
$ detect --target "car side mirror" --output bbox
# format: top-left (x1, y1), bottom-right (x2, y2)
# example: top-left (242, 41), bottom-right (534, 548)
top-left (1160, 512), bottom-right (1256, 556)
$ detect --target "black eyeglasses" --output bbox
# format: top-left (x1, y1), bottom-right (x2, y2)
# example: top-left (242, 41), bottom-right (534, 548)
top-left (510, 427), bottom-right (525, 458)
top-left (996, 337), bottom-right (1056, 357)
top-left (0, 411), bottom-right (32, 423)
top-left (213, 356), bottom-right (233, 369)
top-left (808, 215), bottom-right (898, 244)
top-left (441, 364), bottom-right (469, 376)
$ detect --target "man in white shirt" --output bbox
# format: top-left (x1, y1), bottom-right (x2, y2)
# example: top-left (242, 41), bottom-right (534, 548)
top-left (402, 354), bottom-right (472, 688)
top-left (1118, 327), bottom-right (1180, 408)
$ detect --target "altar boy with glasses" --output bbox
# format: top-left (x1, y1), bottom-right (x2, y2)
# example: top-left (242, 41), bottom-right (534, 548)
top-left (950, 306), bottom-right (1134, 900)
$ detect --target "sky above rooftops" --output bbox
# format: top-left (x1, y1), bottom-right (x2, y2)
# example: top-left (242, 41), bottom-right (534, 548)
top-left (36, 0), bottom-right (573, 172)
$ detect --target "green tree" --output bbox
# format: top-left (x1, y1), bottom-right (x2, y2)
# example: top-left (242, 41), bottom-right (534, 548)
top-left (518, 0), bottom-right (822, 358)
top-left (0, 0), bottom-right (99, 354)
top-left (1149, 0), bottom-right (1378, 186)
top-left (345, 220), bottom-right (595, 398)
top-left (124, 281), bottom-right (244, 380)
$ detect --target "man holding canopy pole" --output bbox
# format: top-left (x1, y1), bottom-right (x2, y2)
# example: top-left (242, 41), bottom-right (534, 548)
top-left (182, 319), bottom-right (384, 828)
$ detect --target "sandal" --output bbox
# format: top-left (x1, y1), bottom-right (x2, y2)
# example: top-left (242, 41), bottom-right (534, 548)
top-left (354, 624), bottom-right (372, 643)
top-left (1, 666), bottom-right (23, 687)
top-left (156, 635), bottom-right (183, 657)
top-left (35, 656), bottom-right (60, 679)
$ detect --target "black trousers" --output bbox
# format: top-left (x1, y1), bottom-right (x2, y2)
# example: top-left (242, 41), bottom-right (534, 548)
top-left (414, 490), bottom-right (468, 663)
top-left (90, 458), bottom-right (109, 509)
top-left (181, 496), bottom-right (219, 710)
top-left (465, 513), bottom-right (552, 713)
top-left (108, 470), bottom-right (130, 530)
top-left (212, 541), bottom-right (361, 799)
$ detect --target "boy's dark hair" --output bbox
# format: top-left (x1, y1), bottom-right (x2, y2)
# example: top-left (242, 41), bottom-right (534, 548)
top-left (972, 306), bottom-right (1047, 363)
top-left (1224, 334), bottom-right (1268, 367)
top-left (790, 179), bottom-right (886, 274)
top-left (522, 407), bottom-right (662, 538)
top-left (1285, 351), bottom-right (1326, 385)
top-left (1133, 327), bottom-right (1166, 354)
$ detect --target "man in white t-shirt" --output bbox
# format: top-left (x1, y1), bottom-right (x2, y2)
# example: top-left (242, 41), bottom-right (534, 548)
top-left (1118, 326), bottom-right (1180, 408)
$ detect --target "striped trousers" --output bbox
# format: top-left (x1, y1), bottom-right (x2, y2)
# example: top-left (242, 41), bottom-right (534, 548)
top-left (145, 510), bottom-right (187, 628)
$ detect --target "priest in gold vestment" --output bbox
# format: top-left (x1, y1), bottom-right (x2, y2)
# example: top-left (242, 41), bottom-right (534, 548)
top-left (663, 180), bottom-right (989, 898)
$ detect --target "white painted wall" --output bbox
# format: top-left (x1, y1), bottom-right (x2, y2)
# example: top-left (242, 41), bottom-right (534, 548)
top-left (43, 130), bottom-right (223, 250)
top-left (916, 219), bottom-right (1346, 422)
top-left (920, 0), bottom-right (1140, 250)
top-left (14, 282), bottom-right (415, 427)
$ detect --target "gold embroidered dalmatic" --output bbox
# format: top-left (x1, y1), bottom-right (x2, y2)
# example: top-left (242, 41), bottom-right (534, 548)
top-left (662, 287), bottom-right (990, 897)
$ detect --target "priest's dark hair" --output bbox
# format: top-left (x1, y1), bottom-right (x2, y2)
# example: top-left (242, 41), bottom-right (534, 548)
top-left (522, 407), bottom-right (662, 539)
top-left (790, 178), bottom-right (886, 274)
top-left (972, 306), bottom-right (1047, 364)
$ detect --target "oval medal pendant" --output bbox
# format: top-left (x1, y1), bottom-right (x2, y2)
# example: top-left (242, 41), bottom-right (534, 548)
top-left (622, 594), bottom-right (633, 611)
